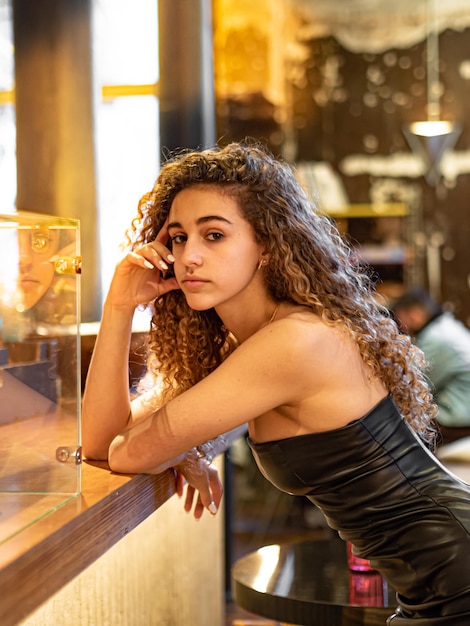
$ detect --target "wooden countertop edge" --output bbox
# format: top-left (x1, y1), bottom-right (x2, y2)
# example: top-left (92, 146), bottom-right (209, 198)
top-left (0, 462), bottom-right (177, 626)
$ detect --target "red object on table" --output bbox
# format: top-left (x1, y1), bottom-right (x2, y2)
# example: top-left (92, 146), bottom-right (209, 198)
top-left (347, 540), bottom-right (375, 572)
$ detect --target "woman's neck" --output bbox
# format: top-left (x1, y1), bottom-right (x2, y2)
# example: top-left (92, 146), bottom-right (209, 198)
top-left (220, 301), bottom-right (281, 343)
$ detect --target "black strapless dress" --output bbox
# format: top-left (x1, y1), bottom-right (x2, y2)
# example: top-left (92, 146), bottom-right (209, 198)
top-left (248, 394), bottom-right (470, 625)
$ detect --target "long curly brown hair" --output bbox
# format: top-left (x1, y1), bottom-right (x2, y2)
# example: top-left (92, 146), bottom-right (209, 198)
top-left (125, 140), bottom-right (437, 445)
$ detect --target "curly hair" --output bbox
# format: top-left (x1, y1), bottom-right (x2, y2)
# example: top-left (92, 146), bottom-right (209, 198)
top-left (125, 140), bottom-right (437, 445)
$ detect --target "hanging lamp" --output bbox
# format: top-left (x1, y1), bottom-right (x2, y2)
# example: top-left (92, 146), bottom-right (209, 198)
top-left (403, 0), bottom-right (461, 185)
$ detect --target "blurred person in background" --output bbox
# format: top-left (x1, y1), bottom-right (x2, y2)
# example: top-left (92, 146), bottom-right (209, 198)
top-left (393, 287), bottom-right (470, 440)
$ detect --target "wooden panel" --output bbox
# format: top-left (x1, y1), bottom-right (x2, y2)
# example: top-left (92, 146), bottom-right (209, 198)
top-left (19, 460), bottom-right (225, 626)
top-left (0, 450), bottom-right (227, 626)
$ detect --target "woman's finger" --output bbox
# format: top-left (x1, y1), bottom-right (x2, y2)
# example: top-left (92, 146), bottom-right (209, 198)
top-left (208, 474), bottom-right (223, 513)
top-left (193, 495), bottom-right (206, 519)
top-left (184, 484), bottom-right (196, 512)
top-left (125, 250), bottom-right (157, 270)
top-left (175, 471), bottom-right (185, 497)
top-left (127, 248), bottom-right (169, 272)
top-left (155, 219), bottom-right (172, 246)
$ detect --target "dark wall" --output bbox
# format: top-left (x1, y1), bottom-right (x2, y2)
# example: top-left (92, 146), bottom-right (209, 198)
top-left (216, 28), bottom-right (470, 324)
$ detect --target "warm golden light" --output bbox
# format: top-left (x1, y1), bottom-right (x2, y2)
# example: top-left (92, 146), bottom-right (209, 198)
top-left (408, 120), bottom-right (457, 137)
top-left (252, 544), bottom-right (281, 592)
top-left (406, 1), bottom-right (459, 139)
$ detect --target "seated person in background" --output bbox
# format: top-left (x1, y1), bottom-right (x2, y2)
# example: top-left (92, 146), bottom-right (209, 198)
top-left (393, 287), bottom-right (470, 435)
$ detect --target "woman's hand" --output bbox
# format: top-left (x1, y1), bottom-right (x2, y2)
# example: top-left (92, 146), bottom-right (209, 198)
top-left (174, 452), bottom-right (224, 519)
top-left (107, 221), bottom-right (180, 310)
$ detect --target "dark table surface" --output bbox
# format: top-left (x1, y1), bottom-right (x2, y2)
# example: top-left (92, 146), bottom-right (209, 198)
top-left (231, 536), bottom-right (398, 626)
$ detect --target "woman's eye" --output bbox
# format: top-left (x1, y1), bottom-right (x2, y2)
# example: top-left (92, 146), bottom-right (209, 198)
top-left (206, 232), bottom-right (223, 241)
top-left (31, 230), bottom-right (51, 253)
top-left (170, 234), bottom-right (186, 245)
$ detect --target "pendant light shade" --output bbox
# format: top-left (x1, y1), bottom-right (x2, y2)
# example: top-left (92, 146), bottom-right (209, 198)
top-left (403, 0), bottom-right (460, 184)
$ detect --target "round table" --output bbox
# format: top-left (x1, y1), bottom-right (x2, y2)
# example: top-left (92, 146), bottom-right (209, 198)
top-left (231, 537), bottom-right (397, 625)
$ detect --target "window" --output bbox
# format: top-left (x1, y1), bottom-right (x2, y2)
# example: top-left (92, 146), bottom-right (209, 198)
top-left (0, 0), bottom-right (15, 214)
top-left (93, 0), bottom-right (159, 300)
top-left (0, 0), bottom-right (160, 310)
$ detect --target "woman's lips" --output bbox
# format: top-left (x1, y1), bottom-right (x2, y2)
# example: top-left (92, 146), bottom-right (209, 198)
top-left (182, 277), bottom-right (209, 291)
top-left (19, 277), bottom-right (40, 289)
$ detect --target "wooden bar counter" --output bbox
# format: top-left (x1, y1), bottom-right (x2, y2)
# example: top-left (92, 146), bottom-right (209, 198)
top-left (0, 457), bottom-right (225, 626)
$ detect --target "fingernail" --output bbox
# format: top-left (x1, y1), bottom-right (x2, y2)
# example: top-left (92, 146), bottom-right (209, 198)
top-left (158, 259), bottom-right (168, 270)
top-left (168, 254), bottom-right (175, 262)
top-left (208, 502), bottom-right (218, 515)
top-left (143, 260), bottom-right (154, 269)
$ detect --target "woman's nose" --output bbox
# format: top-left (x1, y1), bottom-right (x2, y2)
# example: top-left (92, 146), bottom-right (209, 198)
top-left (181, 240), bottom-right (203, 266)
top-left (19, 250), bottom-right (33, 273)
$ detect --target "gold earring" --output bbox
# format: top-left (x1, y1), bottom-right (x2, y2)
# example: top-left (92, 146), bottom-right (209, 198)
top-left (257, 258), bottom-right (266, 271)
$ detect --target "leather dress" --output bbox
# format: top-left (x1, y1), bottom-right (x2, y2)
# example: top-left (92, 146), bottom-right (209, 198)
top-left (248, 394), bottom-right (470, 624)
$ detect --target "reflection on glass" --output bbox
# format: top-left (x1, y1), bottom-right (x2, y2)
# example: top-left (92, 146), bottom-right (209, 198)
top-left (0, 212), bottom-right (81, 545)
top-left (346, 540), bottom-right (375, 572)
top-left (253, 544), bottom-right (281, 592)
top-left (17, 227), bottom-right (80, 328)
top-left (349, 570), bottom-right (389, 607)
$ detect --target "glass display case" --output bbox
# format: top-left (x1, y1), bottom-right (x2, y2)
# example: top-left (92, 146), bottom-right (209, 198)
top-left (0, 211), bottom-right (81, 544)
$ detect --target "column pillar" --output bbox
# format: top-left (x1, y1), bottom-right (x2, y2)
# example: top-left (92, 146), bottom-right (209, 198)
top-left (13, 0), bottom-right (100, 322)
top-left (158, 0), bottom-right (216, 154)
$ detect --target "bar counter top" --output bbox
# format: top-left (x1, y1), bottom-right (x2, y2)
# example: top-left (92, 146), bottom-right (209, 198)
top-left (0, 461), bottom-right (177, 626)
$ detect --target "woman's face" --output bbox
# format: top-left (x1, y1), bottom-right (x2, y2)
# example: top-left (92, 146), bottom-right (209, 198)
top-left (168, 186), bottom-right (264, 313)
top-left (17, 228), bottom-right (60, 309)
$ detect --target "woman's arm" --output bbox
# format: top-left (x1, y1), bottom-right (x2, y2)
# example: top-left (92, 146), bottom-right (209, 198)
top-left (107, 319), bottom-right (313, 472)
top-left (82, 229), bottom-right (178, 460)
top-left (81, 303), bottom-right (135, 459)
top-left (141, 425), bottom-right (248, 474)
top-left (106, 314), bottom-right (381, 475)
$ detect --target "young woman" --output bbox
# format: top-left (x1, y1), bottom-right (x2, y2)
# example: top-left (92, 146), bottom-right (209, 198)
top-left (82, 141), bottom-right (470, 624)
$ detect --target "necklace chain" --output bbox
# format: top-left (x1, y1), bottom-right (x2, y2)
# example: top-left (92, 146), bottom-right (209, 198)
top-left (269, 305), bottom-right (279, 324)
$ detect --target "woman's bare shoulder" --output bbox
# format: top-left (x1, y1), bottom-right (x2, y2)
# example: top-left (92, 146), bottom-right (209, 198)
top-left (233, 309), bottom-right (355, 393)
top-left (254, 308), bottom-right (350, 354)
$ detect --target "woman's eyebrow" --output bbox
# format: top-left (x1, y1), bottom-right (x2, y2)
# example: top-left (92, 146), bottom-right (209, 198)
top-left (168, 215), bottom-right (233, 230)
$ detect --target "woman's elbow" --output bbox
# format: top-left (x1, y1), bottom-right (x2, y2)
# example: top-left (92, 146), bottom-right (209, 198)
top-left (81, 439), bottom-right (110, 462)
top-left (107, 435), bottom-right (130, 473)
